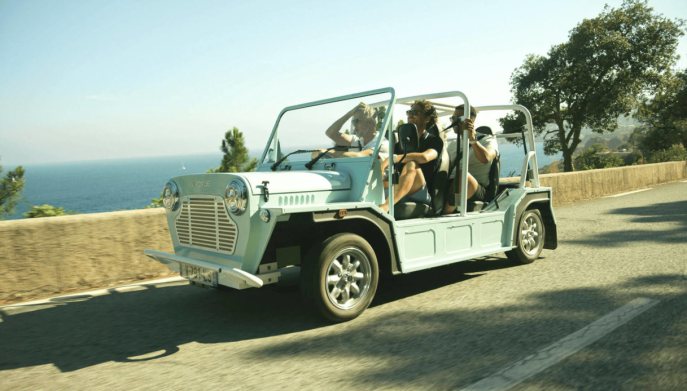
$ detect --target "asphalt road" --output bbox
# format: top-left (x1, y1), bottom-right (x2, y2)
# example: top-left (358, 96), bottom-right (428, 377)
top-left (1, 181), bottom-right (686, 390)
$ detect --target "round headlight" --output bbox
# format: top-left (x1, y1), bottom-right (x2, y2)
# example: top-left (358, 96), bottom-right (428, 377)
top-left (225, 180), bottom-right (247, 215)
top-left (162, 181), bottom-right (179, 211)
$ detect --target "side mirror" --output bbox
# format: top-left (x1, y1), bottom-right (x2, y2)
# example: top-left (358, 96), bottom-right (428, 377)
top-left (395, 123), bottom-right (418, 154)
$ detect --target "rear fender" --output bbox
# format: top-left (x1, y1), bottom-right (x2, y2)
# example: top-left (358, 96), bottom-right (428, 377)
top-left (514, 191), bottom-right (558, 250)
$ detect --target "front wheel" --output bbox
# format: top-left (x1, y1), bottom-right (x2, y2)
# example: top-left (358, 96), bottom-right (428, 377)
top-left (302, 233), bottom-right (379, 322)
top-left (506, 209), bottom-right (545, 264)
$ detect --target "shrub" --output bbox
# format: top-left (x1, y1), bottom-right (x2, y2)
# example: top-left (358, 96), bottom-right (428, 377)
top-left (24, 204), bottom-right (69, 218)
top-left (647, 144), bottom-right (687, 163)
top-left (573, 144), bottom-right (624, 171)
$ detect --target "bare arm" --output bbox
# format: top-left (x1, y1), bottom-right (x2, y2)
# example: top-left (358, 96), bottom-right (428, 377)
top-left (392, 148), bottom-right (438, 165)
top-left (327, 148), bottom-right (374, 158)
top-left (325, 103), bottom-right (367, 145)
top-left (464, 118), bottom-right (496, 164)
top-left (471, 139), bottom-right (496, 164)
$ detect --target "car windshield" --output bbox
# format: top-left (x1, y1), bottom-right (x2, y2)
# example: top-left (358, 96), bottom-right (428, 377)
top-left (261, 90), bottom-right (393, 165)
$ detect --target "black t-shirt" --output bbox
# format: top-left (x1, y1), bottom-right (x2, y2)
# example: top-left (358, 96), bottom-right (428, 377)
top-left (417, 131), bottom-right (443, 186)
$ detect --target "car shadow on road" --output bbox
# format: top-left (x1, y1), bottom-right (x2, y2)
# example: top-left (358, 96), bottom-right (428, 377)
top-left (373, 255), bottom-right (518, 306)
top-left (0, 280), bottom-right (314, 372)
top-left (567, 200), bottom-right (687, 246)
top-left (0, 256), bottom-right (515, 373)
top-left (249, 274), bottom-right (687, 390)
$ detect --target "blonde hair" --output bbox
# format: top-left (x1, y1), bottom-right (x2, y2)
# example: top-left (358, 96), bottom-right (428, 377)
top-left (352, 103), bottom-right (377, 133)
top-left (353, 103), bottom-right (375, 121)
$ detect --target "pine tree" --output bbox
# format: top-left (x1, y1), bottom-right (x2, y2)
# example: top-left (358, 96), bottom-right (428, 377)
top-left (212, 127), bottom-right (257, 173)
top-left (0, 163), bottom-right (25, 219)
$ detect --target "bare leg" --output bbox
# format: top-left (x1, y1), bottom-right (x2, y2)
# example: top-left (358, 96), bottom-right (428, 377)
top-left (380, 161), bottom-right (425, 212)
top-left (443, 171), bottom-right (479, 214)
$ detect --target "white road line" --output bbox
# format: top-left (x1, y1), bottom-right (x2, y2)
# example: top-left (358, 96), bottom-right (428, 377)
top-left (0, 276), bottom-right (185, 310)
top-left (605, 188), bottom-right (651, 198)
top-left (461, 297), bottom-right (659, 391)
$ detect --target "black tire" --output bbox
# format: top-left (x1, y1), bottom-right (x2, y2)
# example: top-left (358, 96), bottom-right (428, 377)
top-left (506, 209), bottom-right (545, 264)
top-left (301, 233), bottom-right (379, 322)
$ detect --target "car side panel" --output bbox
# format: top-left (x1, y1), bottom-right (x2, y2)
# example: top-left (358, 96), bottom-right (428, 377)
top-left (395, 211), bottom-right (511, 273)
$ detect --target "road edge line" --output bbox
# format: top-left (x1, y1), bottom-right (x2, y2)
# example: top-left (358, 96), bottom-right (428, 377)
top-left (604, 188), bottom-right (652, 198)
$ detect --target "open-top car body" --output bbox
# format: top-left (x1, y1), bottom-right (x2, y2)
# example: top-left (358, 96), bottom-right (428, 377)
top-left (145, 88), bottom-right (558, 322)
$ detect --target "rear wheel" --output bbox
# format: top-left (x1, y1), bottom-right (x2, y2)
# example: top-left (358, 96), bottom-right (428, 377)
top-left (506, 209), bottom-right (545, 264)
top-left (302, 233), bottom-right (378, 322)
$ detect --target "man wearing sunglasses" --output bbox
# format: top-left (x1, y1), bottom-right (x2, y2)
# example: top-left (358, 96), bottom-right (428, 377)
top-left (443, 104), bottom-right (499, 214)
top-left (380, 100), bottom-right (443, 213)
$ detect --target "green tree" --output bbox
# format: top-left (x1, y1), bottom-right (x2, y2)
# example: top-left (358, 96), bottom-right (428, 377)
top-left (146, 197), bottom-right (164, 208)
top-left (211, 127), bottom-right (257, 173)
top-left (0, 163), bottom-right (25, 219)
top-left (636, 68), bottom-right (687, 153)
top-left (509, 0), bottom-right (684, 171)
top-left (573, 144), bottom-right (624, 170)
top-left (24, 204), bottom-right (69, 218)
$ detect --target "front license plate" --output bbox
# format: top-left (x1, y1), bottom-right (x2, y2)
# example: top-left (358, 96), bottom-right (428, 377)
top-left (180, 263), bottom-right (218, 287)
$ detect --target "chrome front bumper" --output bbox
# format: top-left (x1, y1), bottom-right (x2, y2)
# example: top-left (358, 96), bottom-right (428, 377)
top-left (144, 249), bottom-right (274, 290)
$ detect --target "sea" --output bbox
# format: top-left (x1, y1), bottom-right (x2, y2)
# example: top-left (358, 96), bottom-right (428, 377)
top-left (5, 143), bottom-right (560, 220)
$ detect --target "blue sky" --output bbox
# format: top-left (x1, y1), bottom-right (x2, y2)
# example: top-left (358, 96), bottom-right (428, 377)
top-left (1, 0), bottom-right (686, 165)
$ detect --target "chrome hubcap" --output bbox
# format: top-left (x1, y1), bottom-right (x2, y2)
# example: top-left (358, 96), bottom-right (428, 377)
top-left (520, 215), bottom-right (542, 255)
top-left (325, 247), bottom-right (371, 310)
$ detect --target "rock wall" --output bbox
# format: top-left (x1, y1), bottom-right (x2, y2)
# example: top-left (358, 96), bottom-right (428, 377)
top-left (1, 161), bottom-right (685, 304)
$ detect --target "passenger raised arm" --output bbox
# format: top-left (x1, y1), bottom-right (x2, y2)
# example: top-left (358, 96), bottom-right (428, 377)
top-left (319, 102), bottom-right (388, 159)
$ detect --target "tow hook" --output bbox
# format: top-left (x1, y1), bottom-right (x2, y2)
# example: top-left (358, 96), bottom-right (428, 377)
top-left (260, 181), bottom-right (270, 202)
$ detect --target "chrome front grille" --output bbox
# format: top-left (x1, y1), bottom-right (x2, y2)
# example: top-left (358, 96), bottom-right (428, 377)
top-left (175, 197), bottom-right (237, 253)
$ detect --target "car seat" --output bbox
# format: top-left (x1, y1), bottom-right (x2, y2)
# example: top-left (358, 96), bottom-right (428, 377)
top-left (469, 152), bottom-right (500, 212)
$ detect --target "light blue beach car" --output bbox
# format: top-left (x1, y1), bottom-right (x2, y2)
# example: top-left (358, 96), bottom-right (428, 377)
top-left (145, 88), bottom-right (557, 322)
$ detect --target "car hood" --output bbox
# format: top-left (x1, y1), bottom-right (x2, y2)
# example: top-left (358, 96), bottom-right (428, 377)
top-left (240, 171), bottom-right (351, 195)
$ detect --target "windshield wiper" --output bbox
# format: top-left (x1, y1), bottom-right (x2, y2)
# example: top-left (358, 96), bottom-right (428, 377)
top-left (304, 145), bottom-right (349, 170)
top-left (271, 149), bottom-right (311, 171)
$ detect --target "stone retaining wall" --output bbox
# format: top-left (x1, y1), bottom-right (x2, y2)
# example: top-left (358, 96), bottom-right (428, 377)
top-left (0, 209), bottom-right (173, 304)
top-left (1, 161), bottom-right (685, 304)
top-left (539, 161), bottom-right (687, 204)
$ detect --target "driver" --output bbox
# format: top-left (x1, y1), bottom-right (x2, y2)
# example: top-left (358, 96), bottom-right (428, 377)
top-left (379, 100), bottom-right (442, 213)
top-left (320, 102), bottom-right (389, 159)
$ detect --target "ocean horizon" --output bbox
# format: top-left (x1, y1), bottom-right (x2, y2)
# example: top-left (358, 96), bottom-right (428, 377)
top-left (5, 152), bottom-right (230, 220)
top-left (4, 144), bottom-right (560, 220)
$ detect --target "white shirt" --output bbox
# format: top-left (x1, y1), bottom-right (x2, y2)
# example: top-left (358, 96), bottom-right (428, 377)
top-left (349, 134), bottom-right (389, 160)
top-left (447, 135), bottom-right (499, 186)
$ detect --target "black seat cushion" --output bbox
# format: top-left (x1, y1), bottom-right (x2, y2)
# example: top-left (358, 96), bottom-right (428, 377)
top-left (393, 202), bottom-right (431, 220)
top-left (429, 140), bottom-right (449, 215)
top-left (484, 153), bottom-right (500, 203)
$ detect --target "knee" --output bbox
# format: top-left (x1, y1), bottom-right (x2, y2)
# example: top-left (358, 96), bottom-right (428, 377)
top-left (404, 161), bottom-right (418, 170)
top-left (467, 174), bottom-right (479, 190)
top-left (414, 169), bottom-right (426, 186)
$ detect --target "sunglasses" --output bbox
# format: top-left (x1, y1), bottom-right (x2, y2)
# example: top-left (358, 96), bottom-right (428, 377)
top-left (450, 115), bottom-right (465, 125)
top-left (406, 109), bottom-right (424, 116)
